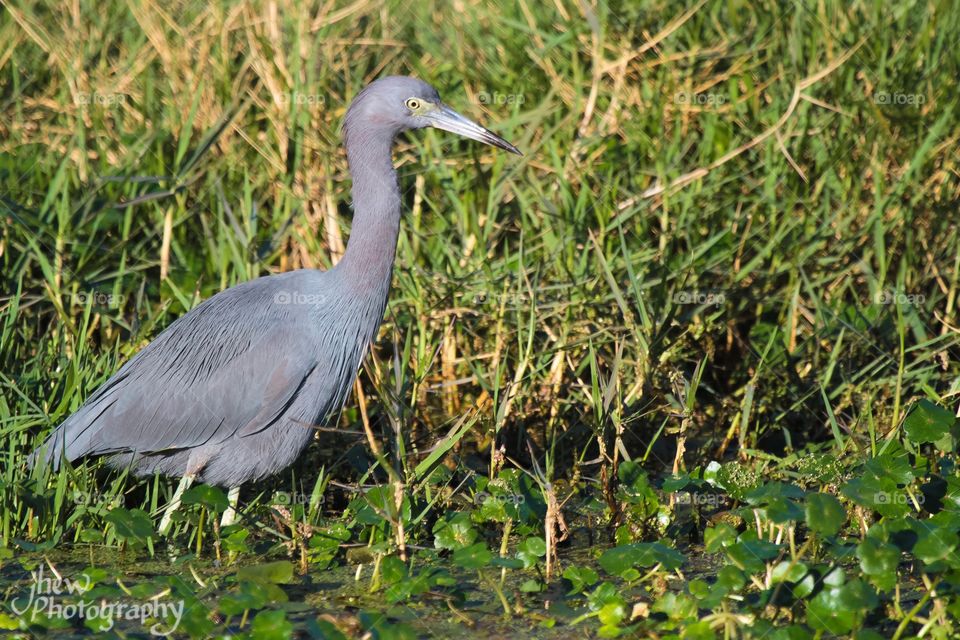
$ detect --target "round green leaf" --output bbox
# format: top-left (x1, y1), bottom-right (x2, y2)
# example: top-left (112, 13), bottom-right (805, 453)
top-left (181, 484), bottom-right (229, 512)
top-left (250, 610), bottom-right (293, 640)
top-left (805, 493), bottom-right (846, 536)
top-left (913, 525), bottom-right (959, 564)
top-left (856, 537), bottom-right (900, 590)
top-left (903, 399), bottom-right (956, 444)
top-left (452, 542), bottom-right (492, 569)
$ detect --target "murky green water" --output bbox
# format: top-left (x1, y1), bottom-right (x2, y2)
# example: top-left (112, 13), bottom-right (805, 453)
top-left (5, 545), bottom-right (669, 638)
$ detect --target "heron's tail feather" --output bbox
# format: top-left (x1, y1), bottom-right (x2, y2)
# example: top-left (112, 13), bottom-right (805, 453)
top-left (29, 396), bottom-right (121, 471)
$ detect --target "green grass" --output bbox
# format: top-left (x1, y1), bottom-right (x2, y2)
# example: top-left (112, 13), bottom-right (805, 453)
top-left (2, 0), bottom-right (960, 637)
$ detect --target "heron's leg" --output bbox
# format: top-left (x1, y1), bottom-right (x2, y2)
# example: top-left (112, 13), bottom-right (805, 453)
top-left (158, 474), bottom-right (195, 535)
top-left (220, 486), bottom-right (241, 527)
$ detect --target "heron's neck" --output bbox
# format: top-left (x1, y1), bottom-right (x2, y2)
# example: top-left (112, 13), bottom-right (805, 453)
top-left (337, 132), bottom-right (401, 298)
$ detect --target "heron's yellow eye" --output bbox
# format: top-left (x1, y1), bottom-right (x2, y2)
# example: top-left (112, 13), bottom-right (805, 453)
top-left (405, 98), bottom-right (421, 111)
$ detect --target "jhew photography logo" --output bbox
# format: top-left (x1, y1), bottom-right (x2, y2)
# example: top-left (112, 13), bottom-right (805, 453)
top-left (9, 565), bottom-right (184, 636)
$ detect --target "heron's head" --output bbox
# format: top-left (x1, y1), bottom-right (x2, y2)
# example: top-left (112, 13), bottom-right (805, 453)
top-left (344, 75), bottom-right (521, 155)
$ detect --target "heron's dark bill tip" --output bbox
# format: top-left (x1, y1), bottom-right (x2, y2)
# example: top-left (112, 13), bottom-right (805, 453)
top-left (463, 126), bottom-right (521, 156)
top-left (488, 135), bottom-right (522, 156)
top-left (476, 126), bottom-right (521, 155)
top-left (503, 141), bottom-right (523, 156)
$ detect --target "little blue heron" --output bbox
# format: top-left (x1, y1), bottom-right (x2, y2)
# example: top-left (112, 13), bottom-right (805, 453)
top-left (32, 76), bottom-right (520, 534)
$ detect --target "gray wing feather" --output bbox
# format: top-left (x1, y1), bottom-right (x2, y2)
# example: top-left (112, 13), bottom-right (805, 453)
top-left (35, 272), bottom-right (326, 468)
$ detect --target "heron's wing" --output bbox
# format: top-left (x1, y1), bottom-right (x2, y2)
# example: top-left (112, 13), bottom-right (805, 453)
top-left (96, 328), bottom-right (317, 453)
top-left (36, 275), bottom-right (326, 466)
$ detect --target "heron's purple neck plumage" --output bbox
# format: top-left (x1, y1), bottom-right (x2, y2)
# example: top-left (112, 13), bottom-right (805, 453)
top-left (336, 124), bottom-right (401, 298)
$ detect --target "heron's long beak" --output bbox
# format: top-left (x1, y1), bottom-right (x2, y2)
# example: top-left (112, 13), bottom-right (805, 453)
top-left (427, 104), bottom-right (522, 155)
